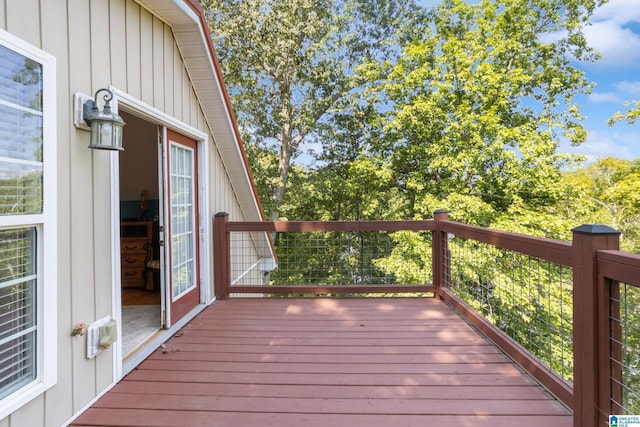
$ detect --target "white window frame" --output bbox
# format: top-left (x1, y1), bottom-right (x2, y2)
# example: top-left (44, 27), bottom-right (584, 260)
top-left (0, 28), bottom-right (57, 419)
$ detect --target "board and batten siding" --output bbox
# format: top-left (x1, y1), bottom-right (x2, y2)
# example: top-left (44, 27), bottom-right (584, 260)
top-left (0, 0), bottom-right (249, 426)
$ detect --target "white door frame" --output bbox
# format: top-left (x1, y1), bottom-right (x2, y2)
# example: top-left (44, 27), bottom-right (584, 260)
top-left (109, 88), bottom-right (212, 379)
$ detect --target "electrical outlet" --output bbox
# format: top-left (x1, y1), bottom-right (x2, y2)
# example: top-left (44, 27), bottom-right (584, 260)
top-left (86, 316), bottom-right (114, 359)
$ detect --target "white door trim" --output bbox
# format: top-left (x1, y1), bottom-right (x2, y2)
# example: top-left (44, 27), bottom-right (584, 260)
top-left (108, 88), bottom-right (212, 380)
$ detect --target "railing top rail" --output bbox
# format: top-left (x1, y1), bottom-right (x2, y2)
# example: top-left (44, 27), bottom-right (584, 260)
top-left (597, 249), bottom-right (640, 287)
top-left (226, 220), bottom-right (436, 233)
top-left (440, 220), bottom-right (572, 267)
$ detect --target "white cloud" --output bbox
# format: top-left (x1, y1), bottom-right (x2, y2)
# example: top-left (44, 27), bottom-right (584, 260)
top-left (561, 130), bottom-right (638, 163)
top-left (583, 0), bottom-right (640, 69)
top-left (588, 82), bottom-right (640, 104)
top-left (588, 92), bottom-right (621, 103)
top-left (614, 80), bottom-right (640, 96)
top-left (583, 21), bottom-right (640, 69)
top-left (592, 0), bottom-right (640, 25)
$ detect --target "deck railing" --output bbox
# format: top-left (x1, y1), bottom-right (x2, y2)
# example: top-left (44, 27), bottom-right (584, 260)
top-left (597, 250), bottom-right (640, 419)
top-left (214, 211), bottom-right (640, 427)
top-left (214, 213), bottom-right (436, 296)
top-left (438, 220), bottom-right (574, 391)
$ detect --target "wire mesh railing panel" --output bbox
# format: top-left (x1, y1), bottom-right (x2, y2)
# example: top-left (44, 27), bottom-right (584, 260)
top-left (445, 236), bottom-right (574, 383)
top-left (229, 231), bottom-right (272, 288)
top-left (610, 281), bottom-right (640, 415)
top-left (229, 230), bottom-right (432, 289)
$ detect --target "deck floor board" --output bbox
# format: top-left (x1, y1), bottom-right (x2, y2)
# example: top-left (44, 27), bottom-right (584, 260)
top-left (71, 298), bottom-right (572, 426)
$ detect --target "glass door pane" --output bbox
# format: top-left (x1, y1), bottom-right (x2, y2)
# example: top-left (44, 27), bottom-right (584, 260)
top-left (170, 143), bottom-right (196, 300)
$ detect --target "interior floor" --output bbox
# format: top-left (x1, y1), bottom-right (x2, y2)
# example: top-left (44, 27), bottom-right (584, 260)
top-left (121, 288), bottom-right (162, 358)
top-left (122, 287), bottom-right (161, 305)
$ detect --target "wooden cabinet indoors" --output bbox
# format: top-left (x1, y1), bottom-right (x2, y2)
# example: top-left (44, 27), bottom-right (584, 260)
top-left (120, 221), bottom-right (152, 288)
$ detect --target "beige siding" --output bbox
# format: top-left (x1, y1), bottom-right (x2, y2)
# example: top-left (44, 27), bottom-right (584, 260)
top-left (173, 48), bottom-right (184, 119)
top-left (7, 398), bottom-right (44, 427)
top-left (5, 0), bottom-right (40, 46)
top-left (67, 2), bottom-right (100, 422)
top-left (125, 1), bottom-right (142, 97)
top-left (40, 0), bottom-right (75, 423)
top-left (140, 9), bottom-right (154, 104)
top-left (0, 0), bottom-right (258, 425)
top-left (110, 0), bottom-right (129, 89)
top-left (153, 17), bottom-right (165, 109)
top-left (164, 30), bottom-right (176, 117)
top-left (90, 0), bottom-right (118, 399)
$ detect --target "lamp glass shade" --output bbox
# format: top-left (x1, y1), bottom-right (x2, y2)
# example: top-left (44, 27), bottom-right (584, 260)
top-left (83, 89), bottom-right (126, 151)
top-left (88, 119), bottom-right (124, 151)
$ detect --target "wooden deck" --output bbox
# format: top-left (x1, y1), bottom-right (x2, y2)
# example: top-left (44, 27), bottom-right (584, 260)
top-left (71, 298), bottom-right (572, 426)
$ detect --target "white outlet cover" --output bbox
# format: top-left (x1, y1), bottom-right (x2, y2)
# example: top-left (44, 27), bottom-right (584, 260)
top-left (86, 316), bottom-right (113, 359)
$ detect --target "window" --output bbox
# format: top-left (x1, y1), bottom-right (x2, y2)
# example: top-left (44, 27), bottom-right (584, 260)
top-left (0, 28), bottom-right (56, 417)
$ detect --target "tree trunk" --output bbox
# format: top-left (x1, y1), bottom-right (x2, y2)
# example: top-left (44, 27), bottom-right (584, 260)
top-left (269, 127), bottom-right (294, 221)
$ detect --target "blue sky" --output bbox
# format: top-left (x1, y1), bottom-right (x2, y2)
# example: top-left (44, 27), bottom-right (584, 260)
top-left (418, 0), bottom-right (640, 164)
top-left (570, 0), bottom-right (640, 163)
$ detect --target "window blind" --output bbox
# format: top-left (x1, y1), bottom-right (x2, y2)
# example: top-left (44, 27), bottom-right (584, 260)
top-left (0, 44), bottom-right (43, 216)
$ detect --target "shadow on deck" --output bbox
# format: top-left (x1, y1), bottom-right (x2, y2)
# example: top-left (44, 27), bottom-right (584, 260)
top-left (71, 298), bottom-right (571, 427)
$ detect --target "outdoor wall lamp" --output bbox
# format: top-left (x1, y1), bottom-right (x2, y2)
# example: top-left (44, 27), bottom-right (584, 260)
top-left (83, 88), bottom-right (126, 151)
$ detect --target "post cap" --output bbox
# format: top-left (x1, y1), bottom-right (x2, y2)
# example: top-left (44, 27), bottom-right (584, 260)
top-left (571, 224), bottom-right (620, 235)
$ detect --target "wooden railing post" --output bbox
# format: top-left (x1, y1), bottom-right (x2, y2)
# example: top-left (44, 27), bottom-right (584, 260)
top-left (214, 212), bottom-right (231, 300)
top-left (572, 224), bottom-right (620, 427)
top-left (432, 210), bottom-right (449, 298)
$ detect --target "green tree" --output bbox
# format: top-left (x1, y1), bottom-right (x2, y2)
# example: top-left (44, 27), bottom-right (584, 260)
top-left (242, 142), bottom-right (280, 219)
top-left (203, 0), bottom-right (424, 220)
top-left (284, 156), bottom-right (402, 221)
top-left (364, 0), bottom-right (608, 383)
top-left (359, 0), bottom-right (603, 225)
top-left (609, 101), bottom-right (640, 125)
top-left (563, 157), bottom-right (640, 253)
